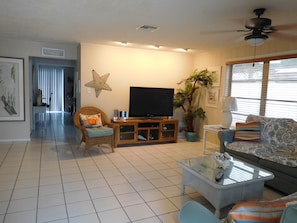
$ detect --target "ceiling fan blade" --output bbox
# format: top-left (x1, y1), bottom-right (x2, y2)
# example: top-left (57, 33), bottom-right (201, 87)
top-left (237, 29), bottom-right (251, 33)
top-left (200, 29), bottom-right (250, 35)
top-left (200, 30), bottom-right (237, 34)
top-left (272, 23), bottom-right (297, 31)
top-left (270, 32), bottom-right (297, 41)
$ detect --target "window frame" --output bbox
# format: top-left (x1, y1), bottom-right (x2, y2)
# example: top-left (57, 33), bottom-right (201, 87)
top-left (226, 53), bottom-right (297, 122)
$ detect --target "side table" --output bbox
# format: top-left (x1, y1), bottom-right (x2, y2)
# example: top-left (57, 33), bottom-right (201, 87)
top-left (203, 125), bottom-right (229, 154)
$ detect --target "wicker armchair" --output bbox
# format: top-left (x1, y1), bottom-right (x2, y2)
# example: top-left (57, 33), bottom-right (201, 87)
top-left (73, 106), bottom-right (117, 155)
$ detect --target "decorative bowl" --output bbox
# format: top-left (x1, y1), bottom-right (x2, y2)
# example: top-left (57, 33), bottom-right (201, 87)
top-left (214, 152), bottom-right (231, 169)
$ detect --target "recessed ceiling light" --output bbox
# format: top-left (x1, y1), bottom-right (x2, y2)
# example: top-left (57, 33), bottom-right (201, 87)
top-left (120, 41), bottom-right (128, 46)
top-left (136, 25), bottom-right (160, 32)
top-left (149, 45), bottom-right (160, 49)
top-left (176, 48), bottom-right (190, 52)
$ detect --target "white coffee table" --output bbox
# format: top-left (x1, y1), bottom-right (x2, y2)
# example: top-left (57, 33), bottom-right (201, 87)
top-left (177, 156), bottom-right (274, 217)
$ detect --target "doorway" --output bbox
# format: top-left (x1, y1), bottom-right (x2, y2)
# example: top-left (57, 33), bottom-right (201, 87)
top-left (37, 65), bottom-right (65, 112)
top-left (30, 57), bottom-right (76, 130)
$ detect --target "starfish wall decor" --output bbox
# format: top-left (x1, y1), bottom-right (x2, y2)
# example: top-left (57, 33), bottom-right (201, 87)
top-left (85, 69), bottom-right (112, 97)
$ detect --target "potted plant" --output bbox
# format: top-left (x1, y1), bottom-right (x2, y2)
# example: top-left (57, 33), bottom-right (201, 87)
top-left (174, 69), bottom-right (215, 141)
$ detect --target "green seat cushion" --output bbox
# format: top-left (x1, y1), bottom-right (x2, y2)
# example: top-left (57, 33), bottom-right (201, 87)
top-left (86, 127), bottom-right (113, 137)
top-left (179, 200), bottom-right (220, 223)
top-left (280, 201), bottom-right (297, 223)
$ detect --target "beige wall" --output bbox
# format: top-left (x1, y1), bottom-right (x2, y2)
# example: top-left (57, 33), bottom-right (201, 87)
top-left (1, 36), bottom-right (296, 141)
top-left (79, 43), bottom-right (194, 121)
top-left (0, 37), bottom-right (77, 141)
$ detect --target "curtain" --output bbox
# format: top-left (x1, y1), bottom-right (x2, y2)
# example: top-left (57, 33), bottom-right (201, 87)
top-left (37, 65), bottom-right (64, 112)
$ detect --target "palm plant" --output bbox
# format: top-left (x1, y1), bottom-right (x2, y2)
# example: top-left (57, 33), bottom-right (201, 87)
top-left (174, 69), bottom-right (215, 132)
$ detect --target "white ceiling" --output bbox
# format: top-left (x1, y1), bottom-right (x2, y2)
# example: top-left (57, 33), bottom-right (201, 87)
top-left (1, 0), bottom-right (297, 52)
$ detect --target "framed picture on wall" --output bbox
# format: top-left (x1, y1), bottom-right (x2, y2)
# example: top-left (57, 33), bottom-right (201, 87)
top-left (209, 66), bottom-right (221, 87)
top-left (206, 87), bottom-right (220, 108)
top-left (0, 57), bottom-right (25, 121)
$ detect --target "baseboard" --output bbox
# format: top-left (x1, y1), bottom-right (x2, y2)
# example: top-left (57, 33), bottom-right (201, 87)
top-left (0, 138), bottom-right (31, 142)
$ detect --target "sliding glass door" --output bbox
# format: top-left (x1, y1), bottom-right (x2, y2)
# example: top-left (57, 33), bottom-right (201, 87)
top-left (37, 65), bottom-right (64, 112)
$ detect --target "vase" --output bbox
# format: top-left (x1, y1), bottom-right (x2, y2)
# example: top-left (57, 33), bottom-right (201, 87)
top-left (185, 132), bottom-right (198, 142)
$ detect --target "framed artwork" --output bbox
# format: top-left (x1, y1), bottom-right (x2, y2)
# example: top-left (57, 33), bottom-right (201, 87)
top-left (209, 66), bottom-right (221, 87)
top-left (0, 57), bottom-right (25, 121)
top-left (206, 88), bottom-right (220, 108)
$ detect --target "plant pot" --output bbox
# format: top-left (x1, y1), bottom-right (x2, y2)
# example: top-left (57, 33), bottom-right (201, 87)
top-left (185, 132), bottom-right (198, 142)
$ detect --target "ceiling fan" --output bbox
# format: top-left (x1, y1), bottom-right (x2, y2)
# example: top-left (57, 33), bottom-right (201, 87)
top-left (242, 8), bottom-right (274, 46)
top-left (203, 8), bottom-right (297, 46)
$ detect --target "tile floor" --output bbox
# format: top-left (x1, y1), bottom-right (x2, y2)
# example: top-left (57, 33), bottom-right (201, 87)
top-left (0, 113), bottom-right (283, 223)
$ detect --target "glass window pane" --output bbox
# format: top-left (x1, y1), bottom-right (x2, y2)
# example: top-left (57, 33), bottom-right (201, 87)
top-left (266, 58), bottom-right (297, 120)
top-left (231, 62), bottom-right (264, 123)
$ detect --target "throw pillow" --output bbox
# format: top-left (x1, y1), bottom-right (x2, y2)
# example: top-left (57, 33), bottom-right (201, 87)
top-left (80, 113), bottom-right (103, 128)
top-left (224, 195), bottom-right (297, 223)
top-left (234, 122), bottom-right (261, 141)
top-left (236, 121), bottom-right (261, 131)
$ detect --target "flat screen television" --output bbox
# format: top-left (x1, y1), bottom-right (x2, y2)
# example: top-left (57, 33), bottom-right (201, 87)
top-left (129, 86), bottom-right (174, 118)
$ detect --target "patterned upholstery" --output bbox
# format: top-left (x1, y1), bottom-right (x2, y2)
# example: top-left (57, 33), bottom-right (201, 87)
top-left (246, 115), bottom-right (297, 152)
top-left (225, 115), bottom-right (297, 167)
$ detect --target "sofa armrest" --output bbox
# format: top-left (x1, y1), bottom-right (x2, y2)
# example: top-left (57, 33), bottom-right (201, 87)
top-left (218, 129), bottom-right (235, 153)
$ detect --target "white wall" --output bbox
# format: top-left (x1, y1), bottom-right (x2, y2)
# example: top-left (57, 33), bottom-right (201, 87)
top-left (79, 43), bottom-right (194, 121)
top-left (0, 37), bottom-right (77, 141)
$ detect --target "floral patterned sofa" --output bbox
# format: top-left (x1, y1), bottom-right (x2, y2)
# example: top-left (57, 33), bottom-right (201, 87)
top-left (218, 115), bottom-right (297, 195)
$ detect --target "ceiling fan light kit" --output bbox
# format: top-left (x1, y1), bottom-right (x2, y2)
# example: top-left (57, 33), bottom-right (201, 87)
top-left (245, 33), bottom-right (268, 46)
top-left (244, 8), bottom-right (271, 46)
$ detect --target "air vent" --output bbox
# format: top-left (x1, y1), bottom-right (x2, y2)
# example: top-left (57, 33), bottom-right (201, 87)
top-left (42, 47), bottom-right (65, 58)
top-left (136, 25), bottom-right (159, 32)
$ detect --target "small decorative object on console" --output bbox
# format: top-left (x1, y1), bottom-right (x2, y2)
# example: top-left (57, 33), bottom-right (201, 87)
top-left (214, 152), bottom-right (232, 169)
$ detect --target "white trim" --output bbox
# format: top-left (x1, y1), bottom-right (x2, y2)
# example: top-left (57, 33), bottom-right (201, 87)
top-left (226, 49), bottom-right (297, 63)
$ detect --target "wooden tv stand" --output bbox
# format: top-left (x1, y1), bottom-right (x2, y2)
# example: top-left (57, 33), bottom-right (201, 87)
top-left (112, 118), bottom-right (178, 147)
